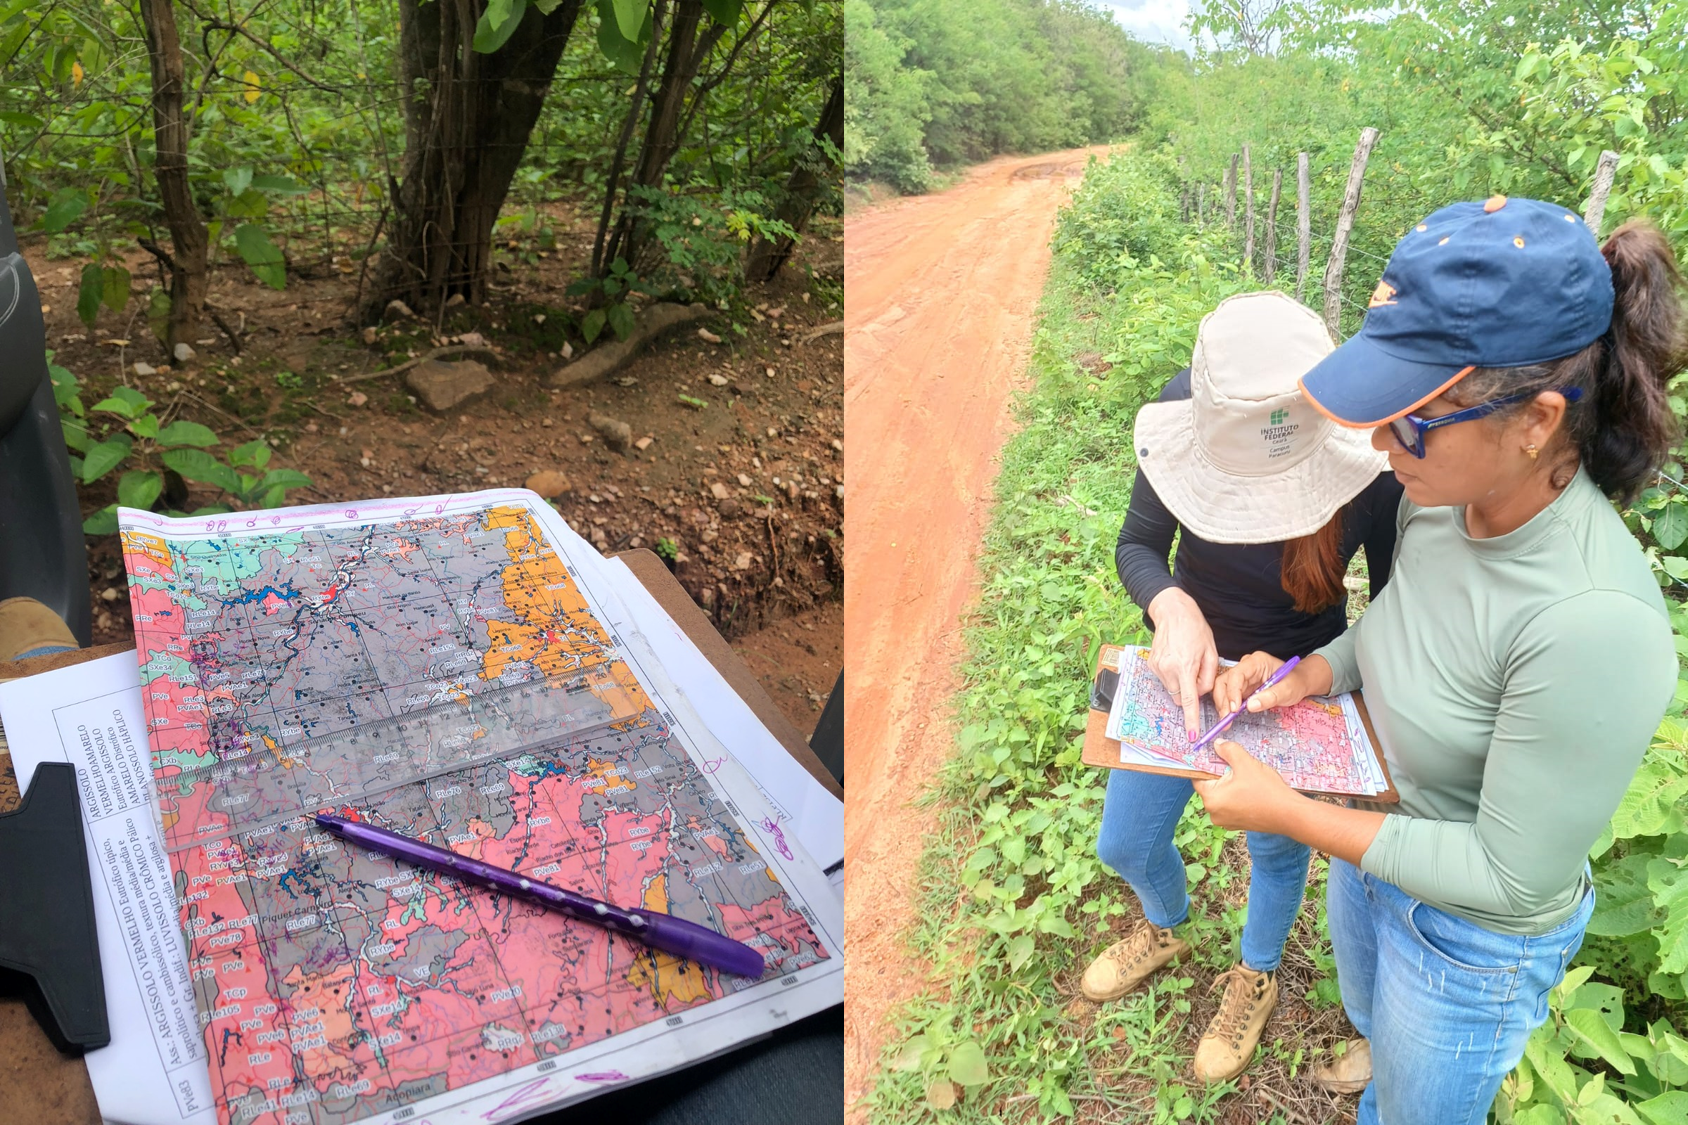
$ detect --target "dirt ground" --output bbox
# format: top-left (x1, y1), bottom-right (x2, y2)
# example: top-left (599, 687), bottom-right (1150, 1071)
top-left (843, 148), bottom-right (1106, 1120)
top-left (32, 200), bottom-right (843, 733)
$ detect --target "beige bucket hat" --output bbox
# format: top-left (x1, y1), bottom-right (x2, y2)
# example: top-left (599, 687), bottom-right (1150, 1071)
top-left (1132, 291), bottom-right (1387, 545)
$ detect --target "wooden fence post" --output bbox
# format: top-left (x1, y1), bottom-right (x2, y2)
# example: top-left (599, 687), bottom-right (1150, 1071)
top-left (1583, 149), bottom-right (1620, 236)
top-left (1263, 167), bottom-right (1282, 286)
top-left (1225, 154), bottom-right (1238, 229)
top-left (1296, 152), bottom-right (1311, 302)
top-left (1242, 144), bottom-right (1255, 274)
top-left (1322, 127), bottom-right (1379, 337)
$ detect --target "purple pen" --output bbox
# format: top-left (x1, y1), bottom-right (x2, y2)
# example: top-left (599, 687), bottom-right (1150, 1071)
top-left (313, 813), bottom-right (767, 978)
top-left (1188, 655), bottom-right (1302, 754)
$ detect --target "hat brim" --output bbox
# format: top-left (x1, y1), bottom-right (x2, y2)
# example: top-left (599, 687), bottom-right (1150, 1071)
top-left (1297, 331), bottom-right (1474, 428)
top-left (1132, 402), bottom-right (1389, 545)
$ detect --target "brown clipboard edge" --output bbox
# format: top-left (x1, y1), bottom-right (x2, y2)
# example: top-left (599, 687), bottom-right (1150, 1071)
top-left (1080, 644), bottom-right (1400, 804)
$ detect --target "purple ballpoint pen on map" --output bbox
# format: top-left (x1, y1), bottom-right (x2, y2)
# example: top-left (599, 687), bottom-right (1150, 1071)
top-left (1187, 655), bottom-right (1302, 756)
top-left (313, 813), bottom-right (766, 978)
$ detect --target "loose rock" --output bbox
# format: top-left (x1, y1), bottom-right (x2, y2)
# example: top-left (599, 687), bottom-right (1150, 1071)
top-left (133, 361), bottom-right (156, 377)
top-left (525, 470), bottom-right (571, 498)
top-left (384, 299), bottom-right (414, 321)
top-left (588, 411), bottom-right (633, 453)
top-left (734, 551), bottom-right (753, 570)
top-left (709, 482), bottom-right (731, 500)
top-left (737, 473), bottom-right (753, 487)
top-left (708, 374), bottom-right (729, 387)
top-left (173, 342), bottom-right (196, 363)
top-left (697, 328), bottom-right (722, 344)
top-left (361, 326), bottom-right (378, 345)
top-left (405, 358), bottom-right (494, 413)
top-left (444, 293), bottom-right (466, 309)
top-left (634, 436), bottom-right (653, 451)
top-left (347, 391), bottom-right (369, 407)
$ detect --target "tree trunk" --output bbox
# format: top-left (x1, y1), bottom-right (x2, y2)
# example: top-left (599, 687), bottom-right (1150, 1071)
top-left (745, 75), bottom-right (843, 283)
top-left (137, 0), bottom-right (208, 351)
top-left (600, 0), bottom-right (742, 277)
top-left (366, 0), bottom-right (583, 319)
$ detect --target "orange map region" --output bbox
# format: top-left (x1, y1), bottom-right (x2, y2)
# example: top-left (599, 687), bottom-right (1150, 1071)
top-left (125, 504), bottom-right (829, 1125)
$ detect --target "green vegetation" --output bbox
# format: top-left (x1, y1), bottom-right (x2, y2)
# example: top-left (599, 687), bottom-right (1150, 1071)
top-left (872, 1), bottom-right (1688, 1113)
top-left (843, 0), bottom-right (1161, 191)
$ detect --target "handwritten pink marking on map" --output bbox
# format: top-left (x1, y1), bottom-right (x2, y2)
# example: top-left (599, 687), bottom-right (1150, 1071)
top-left (760, 817), bottom-right (795, 861)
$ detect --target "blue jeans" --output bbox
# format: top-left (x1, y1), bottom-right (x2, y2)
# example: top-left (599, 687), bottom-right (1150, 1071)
top-left (1326, 858), bottom-right (1594, 1125)
top-left (1095, 767), bottom-right (1310, 972)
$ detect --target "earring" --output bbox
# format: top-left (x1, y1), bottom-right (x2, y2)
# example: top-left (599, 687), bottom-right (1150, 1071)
top-left (1525, 444), bottom-right (1539, 461)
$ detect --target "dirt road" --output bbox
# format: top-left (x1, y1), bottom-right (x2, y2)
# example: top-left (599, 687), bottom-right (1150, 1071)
top-left (843, 147), bottom-right (1106, 1119)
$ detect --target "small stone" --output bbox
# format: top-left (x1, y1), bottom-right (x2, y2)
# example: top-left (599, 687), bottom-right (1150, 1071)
top-left (525, 471), bottom-right (570, 498)
top-left (384, 299), bottom-right (415, 321)
top-left (541, 417), bottom-right (554, 428)
top-left (634, 436), bottom-right (653, 451)
top-left (305, 421), bottom-right (319, 433)
top-left (347, 391), bottom-right (369, 407)
top-left (133, 361), bottom-right (156, 377)
top-left (765, 367), bottom-right (776, 377)
top-left (534, 314), bottom-right (546, 325)
top-left (588, 494), bottom-right (602, 504)
top-left (708, 374), bottom-right (729, 387)
top-left (733, 552), bottom-right (753, 570)
top-left (361, 326), bottom-right (378, 345)
top-left (404, 358), bottom-right (494, 413)
top-left (101, 587), bottom-right (120, 602)
top-left (560, 341), bottom-right (574, 360)
top-left (579, 434), bottom-right (594, 444)
top-left (718, 498), bottom-right (742, 519)
top-left (360, 449), bottom-right (373, 468)
top-left (767, 427), bottom-right (778, 438)
top-left (785, 481), bottom-right (799, 502)
top-left (457, 331), bottom-right (486, 347)
top-left (709, 482), bottom-right (731, 500)
top-left (697, 328), bottom-right (722, 344)
top-left (588, 411), bottom-right (633, 453)
top-left (737, 474), bottom-right (753, 487)
top-left (443, 293), bottom-right (466, 309)
top-left (173, 342), bottom-right (196, 363)
top-left (831, 439), bottom-right (843, 452)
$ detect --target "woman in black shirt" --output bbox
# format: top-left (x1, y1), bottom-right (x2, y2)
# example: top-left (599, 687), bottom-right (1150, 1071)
top-left (1082, 292), bottom-right (1402, 1086)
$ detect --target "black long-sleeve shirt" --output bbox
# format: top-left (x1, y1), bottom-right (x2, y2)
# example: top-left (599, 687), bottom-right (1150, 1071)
top-left (1115, 369), bottom-right (1404, 662)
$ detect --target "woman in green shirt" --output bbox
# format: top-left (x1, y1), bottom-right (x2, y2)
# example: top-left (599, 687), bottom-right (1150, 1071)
top-left (1196, 198), bottom-right (1682, 1124)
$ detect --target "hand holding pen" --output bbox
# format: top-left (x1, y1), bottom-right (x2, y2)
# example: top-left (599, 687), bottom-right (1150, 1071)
top-left (1210, 652), bottom-right (1335, 718)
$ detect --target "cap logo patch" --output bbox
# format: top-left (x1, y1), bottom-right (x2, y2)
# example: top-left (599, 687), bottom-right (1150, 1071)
top-left (1368, 281), bottom-right (1398, 308)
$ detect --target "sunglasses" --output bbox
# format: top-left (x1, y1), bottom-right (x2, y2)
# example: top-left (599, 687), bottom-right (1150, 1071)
top-left (1386, 386), bottom-right (1584, 458)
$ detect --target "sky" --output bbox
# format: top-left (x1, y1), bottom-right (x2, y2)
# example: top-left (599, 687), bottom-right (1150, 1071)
top-left (1089, 0), bottom-right (1199, 52)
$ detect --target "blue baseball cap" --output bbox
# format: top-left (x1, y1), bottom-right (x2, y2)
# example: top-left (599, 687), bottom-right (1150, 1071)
top-left (1299, 196), bottom-right (1614, 426)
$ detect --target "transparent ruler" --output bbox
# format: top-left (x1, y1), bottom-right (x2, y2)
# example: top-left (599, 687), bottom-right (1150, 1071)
top-left (157, 667), bottom-right (639, 853)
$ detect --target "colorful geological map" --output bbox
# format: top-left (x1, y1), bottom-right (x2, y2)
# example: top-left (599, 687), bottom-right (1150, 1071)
top-left (121, 505), bottom-right (829, 1125)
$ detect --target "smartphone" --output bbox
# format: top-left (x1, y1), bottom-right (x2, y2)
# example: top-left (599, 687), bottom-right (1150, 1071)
top-left (1090, 667), bottom-right (1119, 712)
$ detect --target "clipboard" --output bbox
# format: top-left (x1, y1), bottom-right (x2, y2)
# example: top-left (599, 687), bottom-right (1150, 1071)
top-left (1080, 644), bottom-right (1400, 803)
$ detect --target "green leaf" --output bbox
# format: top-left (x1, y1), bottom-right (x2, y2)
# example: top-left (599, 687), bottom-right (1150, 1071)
top-left (128, 414), bottom-right (159, 440)
top-left (607, 300), bottom-right (635, 340)
top-left (1565, 1008), bottom-right (1636, 1075)
top-left (946, 1040), bottom-right (988, 1087)
top-left (76, 263), bottom-right (102, 328)
top-left (582, 307), bottom-right (606, 344)
top-left (228, 439), bottom-right (272, 469)
top-left (258, 468), bottom-right (311, 492)
top-left (234, 224), bottom-right (286, 289)
top-left (81, 436), bottom-right (132, 483)
top-left (1656, 502), bottom-right (1688, 550)
top-left (160, 448), bottom-right (240, 493)
top-left (81, 505), bottom-right (118, 536)
top-left (223, 167), bottom-right (253, 196)
top-left (41, 187), bottom-right (87, 233)
top-left (1006, 933), bottom-right (1035, 972)
top-left (700, 0), bottom-right (742, 24)
top-left (473, 0), bottom-right (528, 52)
top-left (611, 0), bottom-right (646, 40)
top-left (1662, 554), bottom-right (1688, 581)
top-left (891, 1033), bottom-right (929, 1073)
top-left (101, 265), bottom-right (130, 313)
top-left (155, 420), bottom-right (219, 448)
top-left (1638, 1092), bottom-right (1688, 1125)
top-left (226, 188), bottom-right (268, 221)
top-left (61, 420), bottom-right (91, 453)
top-left (595, 0), bottom-right (648, 73)
top-left (116, 470), bottom-right (163, 510)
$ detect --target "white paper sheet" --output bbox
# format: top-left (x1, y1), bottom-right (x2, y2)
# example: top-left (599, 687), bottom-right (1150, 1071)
top-left (0, 655), bottom-right (217, 1125)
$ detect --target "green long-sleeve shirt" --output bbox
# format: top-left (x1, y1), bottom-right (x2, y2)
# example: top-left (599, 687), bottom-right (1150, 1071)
top-left (1314, 467), bottom-right (1677, 935)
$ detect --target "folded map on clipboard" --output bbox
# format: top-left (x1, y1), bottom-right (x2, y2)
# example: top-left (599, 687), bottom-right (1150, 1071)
top-left (109, 490), bottom-right (841, 1125)
top-left (1094, 645), bottom-right (1396, 801)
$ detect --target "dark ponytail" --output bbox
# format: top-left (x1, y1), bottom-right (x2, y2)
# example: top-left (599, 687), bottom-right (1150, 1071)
top-left (1449, 219), bottom-right (1687, 502)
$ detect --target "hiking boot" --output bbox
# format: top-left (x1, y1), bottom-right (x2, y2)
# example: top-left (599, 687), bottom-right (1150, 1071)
top-left (1192, 964), bottom-right (1277, 1084)
top-left (1313, 1037), bottom-right (1372, 1093)
top-left (1079, 923), bottom-right (1189, 1002)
